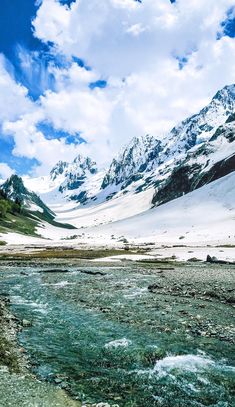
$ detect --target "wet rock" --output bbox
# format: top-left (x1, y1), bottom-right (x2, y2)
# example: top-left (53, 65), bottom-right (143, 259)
top-left (38, 269), bottom-right (70, 273)
top-left (80, 270), bottom-right (106, 276)
top-left (0, 366), bottom-right (9, 373)
top-left (187, 257), bottom-right (201, 262)
top-left (206, 255), bottom-right (227, 264)
top-left (54, 378), bottom-right (63, 384)
top-left (225, 296), bottom-right (235, 304)
top-left (22, 319), bottom-right (32, 327)
top-left (148, 283), bottom-right (163, 292)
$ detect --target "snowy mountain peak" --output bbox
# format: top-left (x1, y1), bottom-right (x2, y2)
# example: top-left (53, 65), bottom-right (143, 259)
top-left (50, 155), bottom-right (97, 183)
top-left (22, 83), bottom-right (235, 218)
top-left (162, 83), bottom-right (235, 159)
top-left (72, 155), bottom-right (97, 174)
top-left (50, 161), bottom-right (68, 181)
top-left (212, 84), bottom-right (235, 103)
top-left (101, 134), bottom-right (162, 189)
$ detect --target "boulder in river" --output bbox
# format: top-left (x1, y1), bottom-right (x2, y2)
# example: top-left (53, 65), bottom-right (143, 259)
top-left (22, 319), bottom-right (32, 327)
top-left (206, 255), bottom-right (228, 264)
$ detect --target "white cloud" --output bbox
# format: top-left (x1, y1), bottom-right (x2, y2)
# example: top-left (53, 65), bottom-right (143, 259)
top-left (0, 163), bottom-right (15, 180)
top-left (33, 0), bottom-right (235, 76)
top-left (2, 110), bottom-right (87, 176)
top-left (32, 0), bottom-right (235, 142)
top-left (1, 0), bottom-right (235, 175)
top-left (0, 54), bottom-right (33, 123)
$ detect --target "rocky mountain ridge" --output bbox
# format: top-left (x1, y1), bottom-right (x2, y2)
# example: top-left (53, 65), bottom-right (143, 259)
top-left (6, 84), bottom-right (235, 219)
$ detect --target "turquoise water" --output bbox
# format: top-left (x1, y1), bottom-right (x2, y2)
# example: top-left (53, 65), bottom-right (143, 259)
top-left (0, 263), bottom-right (234, 406)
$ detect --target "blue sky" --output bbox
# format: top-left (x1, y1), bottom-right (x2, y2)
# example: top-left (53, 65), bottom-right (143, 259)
top-left (0, 0), bottom-right (235, 178)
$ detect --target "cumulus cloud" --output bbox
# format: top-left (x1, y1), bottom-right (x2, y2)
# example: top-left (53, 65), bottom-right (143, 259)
top-left (0, 163), bottom-right (15, 180)
top-left (2, 110), bottom-right (86, 175)
top-left (32, 0), bottom-right (235, 146)
top-left (0, 54), bottom-right (33, 123)
top-left (33, 0), bottom-right (234, 76)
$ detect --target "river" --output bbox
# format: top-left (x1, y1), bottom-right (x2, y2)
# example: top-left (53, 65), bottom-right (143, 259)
top-left (0, 260), bottom-right (234, 406)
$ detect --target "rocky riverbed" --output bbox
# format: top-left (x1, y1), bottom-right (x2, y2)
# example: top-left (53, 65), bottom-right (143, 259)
top-left (0, 258), bottom-right (234, 406)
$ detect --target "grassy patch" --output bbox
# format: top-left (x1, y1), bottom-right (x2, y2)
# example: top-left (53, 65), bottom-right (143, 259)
top-left (0, 212), bottom-right (38, 236)
top-left (0, 209), bottom-right (75, 239)
top-left (0, 241), bottom-right (6, 246)
top-left (32, 210), bottom-right (76, 230)
top-left (0, 248), bottom-right (136, 260)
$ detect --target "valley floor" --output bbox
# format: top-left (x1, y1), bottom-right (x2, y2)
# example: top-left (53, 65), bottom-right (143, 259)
top-left (1, 172), bottom-right (234, 260)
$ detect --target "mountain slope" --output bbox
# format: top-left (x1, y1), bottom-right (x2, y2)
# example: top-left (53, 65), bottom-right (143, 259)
top-left (101, 134), bottom-right (162, 189)
top-left (1, 175), bottom-right (54, 219)
top-left (0, 175), bottom-right (75, 237)
top-left (24, 154), bottom-right (101, 207)
top-left (99, 84), bottom-right (235, 197)
top-left (152, 115), bottom-right (235, 206)
top-left (86, 172), bottom-right (235, 245)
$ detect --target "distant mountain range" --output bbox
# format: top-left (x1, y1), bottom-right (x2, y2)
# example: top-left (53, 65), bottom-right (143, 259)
top-left (0, 84), bottom-right (234, 237)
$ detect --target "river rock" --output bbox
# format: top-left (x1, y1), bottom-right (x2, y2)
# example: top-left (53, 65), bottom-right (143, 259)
top-left (22, 319), bottom-right (32, 327)
top-left (39, 269), bottom-right (70, 273)
top-left (206, 255), bottom-right (227, 264)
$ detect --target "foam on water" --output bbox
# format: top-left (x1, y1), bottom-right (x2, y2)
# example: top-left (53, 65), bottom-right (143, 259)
top-left (52, 281), bottom-right (73, 288)
top-left (124, 287), bottom-right (148, 299)
top-left (11, 295), bottom-right (49, 314)
top-left (152, 354), bottom-right (215, 376)
top-left (134, 354), bottom-right (216, 378)
top-left (104, 338), bottom-right (132, 349)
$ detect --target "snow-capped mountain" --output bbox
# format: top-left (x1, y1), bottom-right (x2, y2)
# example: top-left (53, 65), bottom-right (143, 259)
top-left (10, 83), bottom-right (235, 232)
top-left (50, 155), bottom-right (97, 191)
top-left (24, 154), bottom-right (101, 206)
top-left (101, 134), bottom-right (162, 189)
top-left (161, 84), bottom-right (235, 156)
top-left (1, 174), bottom-right (54, 218)
top-left (0, 84), bottom-right (234, 244)
top-left (99, 84), bottom-right (235, 197)
top-left (152, 114), bottom-right (235, 206)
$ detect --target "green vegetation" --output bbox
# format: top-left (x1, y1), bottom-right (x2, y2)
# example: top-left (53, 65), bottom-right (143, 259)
top-left (0, 190), bottom-right (22, 219)
top-left (0, 248), bottom-right (135, 260)
top-left (0, 211), bottom-right (39, 236)
top-left (0, 185), bottom-right (75, 237)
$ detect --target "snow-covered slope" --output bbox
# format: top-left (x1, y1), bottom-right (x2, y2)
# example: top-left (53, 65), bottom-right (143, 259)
top-left (53, 186), bottom-right (154, 228)
top-left (152, 114), bottom-right (235, 206)
top-left (2, 172), bottom-right (234, 248)
top-left (83, 172), bottom-right (235, 246)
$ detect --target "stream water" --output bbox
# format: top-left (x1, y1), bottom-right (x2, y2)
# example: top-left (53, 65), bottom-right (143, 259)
top-left (0, 262), bottom-right (234, 406)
